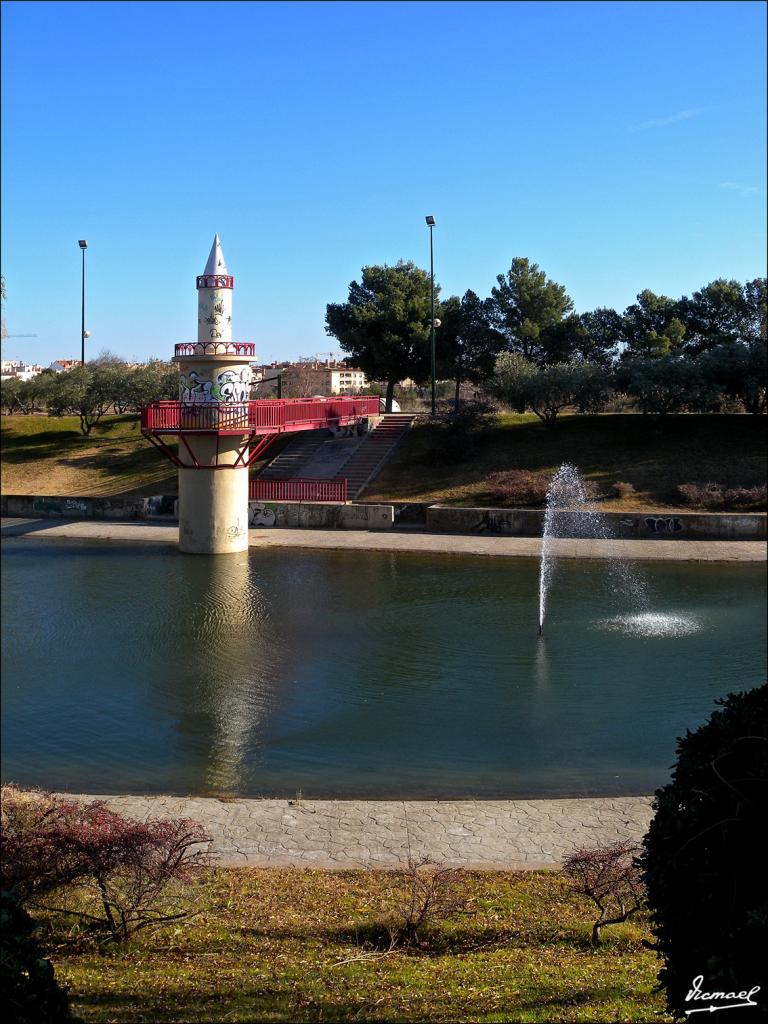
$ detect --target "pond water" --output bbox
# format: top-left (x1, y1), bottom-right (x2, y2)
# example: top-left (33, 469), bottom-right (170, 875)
top-left (2, 538), bottom-right (765, 798)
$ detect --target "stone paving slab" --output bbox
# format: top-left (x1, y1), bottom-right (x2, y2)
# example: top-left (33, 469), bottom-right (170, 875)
top-left (54, 796), bottom-right (655, 869)
top-left (3, 517), bottom-right (765, 561)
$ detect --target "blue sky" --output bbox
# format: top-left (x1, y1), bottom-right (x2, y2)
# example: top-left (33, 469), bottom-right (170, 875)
top-left (2, 0), bottom-right (765, 365)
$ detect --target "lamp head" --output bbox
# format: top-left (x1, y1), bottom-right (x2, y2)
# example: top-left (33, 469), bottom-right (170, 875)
top-left (425, 216), bottom-right (436, 226)
top-left (78, 240), bottom-right (88, 249)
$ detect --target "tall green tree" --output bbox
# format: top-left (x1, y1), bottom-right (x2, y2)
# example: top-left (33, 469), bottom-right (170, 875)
top-left (46, 364), bottom-right (121, 435)
top-left (487, 257), bottom-right (574, 364)
top-left (576, 307), bottom-right (624, 366)
top-left (620, 289), bottom-right (684, 359)
top-left (325, 261), bottom-right (435, 411)
top-left (700, 343), bottom-right (767, 415)
top-left (436, 290), bottom-right (502, 409)
top-left (743, 277), bottom-right (767, 348)
top-left (677, 279), bottom-right (752, 355)
top-left (125, 360), bottom-right (178, 410)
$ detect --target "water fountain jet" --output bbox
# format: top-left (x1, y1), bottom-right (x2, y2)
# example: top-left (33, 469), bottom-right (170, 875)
top-left (538, 463), bottom-right (649, 633)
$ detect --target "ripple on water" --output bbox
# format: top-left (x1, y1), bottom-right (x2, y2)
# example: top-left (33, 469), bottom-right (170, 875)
top-left (595, 612), bottom-right (704, 638)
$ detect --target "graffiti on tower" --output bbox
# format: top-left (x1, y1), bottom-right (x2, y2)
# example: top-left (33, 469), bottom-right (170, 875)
top-left (180, 368), bottom-right (251, 404)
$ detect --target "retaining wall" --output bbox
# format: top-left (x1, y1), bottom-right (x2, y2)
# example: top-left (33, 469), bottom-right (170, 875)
top-left (1, 493), bottom-right (174, 521)
top-left (2, 494), bottom-right (764, 539)
top-left (248, 501), bottom-right (393, 530)
top-left (0, 494), bottom-right (393, 531)
top-left (425, 505), bottom-right (767, 541)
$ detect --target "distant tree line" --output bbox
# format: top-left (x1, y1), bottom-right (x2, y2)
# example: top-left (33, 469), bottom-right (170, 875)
top-left (325, 258), bottom-right (766, 419)
top-left (0, 353), bottom-right (177, 434)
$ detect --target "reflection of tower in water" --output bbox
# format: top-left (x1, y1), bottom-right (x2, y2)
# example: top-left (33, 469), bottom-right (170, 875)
top-left (172, 554), bottom-right (281, 794)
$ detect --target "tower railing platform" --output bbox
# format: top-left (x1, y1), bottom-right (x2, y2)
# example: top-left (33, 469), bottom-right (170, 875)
top-left (174, 342), bottom-right (256, 357)
top-left (141, 396), bottom-right (380, 435)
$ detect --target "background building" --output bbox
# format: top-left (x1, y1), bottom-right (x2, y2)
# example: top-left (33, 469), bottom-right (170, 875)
top-left (254, 358), bottom-right (368, 397)
top-left (1, 359), bottom-right (46, 381)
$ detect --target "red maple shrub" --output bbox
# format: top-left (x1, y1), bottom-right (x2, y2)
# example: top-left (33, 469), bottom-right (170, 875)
top-left (1, 784), bottom-right (210, 942)
top-left (563, 841), bottom-right (645, 945)
top-left (484, 469), bottom-right (552, 506)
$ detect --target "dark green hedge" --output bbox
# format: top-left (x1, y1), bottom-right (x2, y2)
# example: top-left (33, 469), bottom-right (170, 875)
top-left (642, 684), bottom-right (768, 1020)
top-left (0, 889), bottom-right (80, 1023)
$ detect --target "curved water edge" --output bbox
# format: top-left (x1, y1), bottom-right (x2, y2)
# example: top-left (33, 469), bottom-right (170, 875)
top-left (1, 539), bottom-right (766, 800)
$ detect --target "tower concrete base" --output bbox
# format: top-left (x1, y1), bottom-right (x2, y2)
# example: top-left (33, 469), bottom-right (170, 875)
top-left (178, 462), bottom-right (250, 554)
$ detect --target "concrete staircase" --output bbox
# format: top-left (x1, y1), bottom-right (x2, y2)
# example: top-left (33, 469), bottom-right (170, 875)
top-left (335, 414), bottom-right (415, 498)
top-left (259, 429), bottom-right (331, 479)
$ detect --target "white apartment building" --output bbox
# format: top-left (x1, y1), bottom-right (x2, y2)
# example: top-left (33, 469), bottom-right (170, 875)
top-left (1, 359), bottom-right (46, 382)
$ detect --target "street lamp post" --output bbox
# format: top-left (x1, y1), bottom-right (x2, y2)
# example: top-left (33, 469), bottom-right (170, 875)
top-left (78, 240), bottom-right (88, 364)
top-left (425, 215), bottom-right (436, 416)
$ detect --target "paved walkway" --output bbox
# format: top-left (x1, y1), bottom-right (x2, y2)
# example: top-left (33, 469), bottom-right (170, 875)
top-left (55, 795), bottom-right (655, 869)
top-left (2, 517), bottom-right (765, 560)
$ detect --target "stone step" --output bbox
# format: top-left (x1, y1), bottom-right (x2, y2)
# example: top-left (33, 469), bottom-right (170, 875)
top-left (259, 429), bottom-right (332, 479)
top-left (331, 414), bottom-right (416, 498)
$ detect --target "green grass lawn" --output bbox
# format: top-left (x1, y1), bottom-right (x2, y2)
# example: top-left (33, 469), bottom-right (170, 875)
top-left (364, 413), bottom-right (767, 511)
top-left (46, 868), bottom-right (669, 1023)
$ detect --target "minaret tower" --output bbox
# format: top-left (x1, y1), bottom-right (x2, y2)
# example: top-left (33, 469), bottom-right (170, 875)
top-left (173, 235), bottom-right (254, 554)
top-left (140, 236), bottom-right (380, 555)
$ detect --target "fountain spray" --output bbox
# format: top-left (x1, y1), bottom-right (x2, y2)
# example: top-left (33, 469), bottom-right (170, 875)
top-left (537, 463), bottom-right (650, 634)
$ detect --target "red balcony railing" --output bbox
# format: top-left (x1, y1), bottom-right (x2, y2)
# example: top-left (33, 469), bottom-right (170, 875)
top-left (141, 397), bottom-right (380, 434)
top-left (250, 478), bottom-right (348, 503)
top-left (174, 342), bottom-right (256, 357)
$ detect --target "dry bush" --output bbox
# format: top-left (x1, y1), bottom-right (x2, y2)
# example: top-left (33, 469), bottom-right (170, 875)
top-left (677, 482), bottom-right (767, 510)
top-left (563, 841), bottom-right (645, 946)
top-left (385, 857), bottom-right (470, 947)
top-left (485, 469), bottom-right (552, 506)
top-left (1, 783), bottom-right (210, 942)
top-left (611, 481), bottom-right (636, 499)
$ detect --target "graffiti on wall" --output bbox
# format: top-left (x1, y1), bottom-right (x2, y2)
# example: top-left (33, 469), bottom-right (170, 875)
top-left (144, 495), bottom-right (178, 519)
top-left (215, 368), bottom-right (251, 403)
top-left (179, 368), bottom-right (251, 404)
top-left (645, 516), bottom-right (683, 534)
top-left (180, 371), bottom-right (212, 403)
top-left (249, 504), bottom-right (277, 528)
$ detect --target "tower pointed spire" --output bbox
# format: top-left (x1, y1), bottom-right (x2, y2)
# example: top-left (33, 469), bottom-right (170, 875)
top-left (203, 234), bottom-right (228, 276)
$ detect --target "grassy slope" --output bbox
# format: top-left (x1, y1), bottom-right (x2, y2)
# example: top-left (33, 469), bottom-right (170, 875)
top-left (49, 868), bottom-right (669, 1023)
top-left (364, 413), bottom-right (768, 511)
top-left (2, 412), bottom-right (765, 511)
top-left (0, 415), bottom-right (294, 497)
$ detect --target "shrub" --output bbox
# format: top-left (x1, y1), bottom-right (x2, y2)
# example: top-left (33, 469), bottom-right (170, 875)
top-left (563, 842), bottom-right (645, 945)
top-left (492, 355), bottom-right (614, 429)
top-left (1, 785), bottom-right (210, 942)
top-left (424, 399), bottom-right (494, 464)
top-left (0, 888), bottom-right (80, 1023)
top-left (677, 482), bottom-right (767, 510)
top-left (385, 857), bottom-right (470, 947)
top-left (485, 469), bottom-right (552, 506)
top-left (616, 356), bottom-right (722, 418)
top-left (641, 685), bottom-right (768, 1020)
top-left (611, 481), bottom-right (636, 499)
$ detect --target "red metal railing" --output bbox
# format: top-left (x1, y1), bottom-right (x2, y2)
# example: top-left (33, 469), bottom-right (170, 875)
top-left (250, 478), bottom-right (348, 503)
top-left (174, 342), bottom-right (256, 357)
top-left (141, 396), bottom-right (380, 434)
